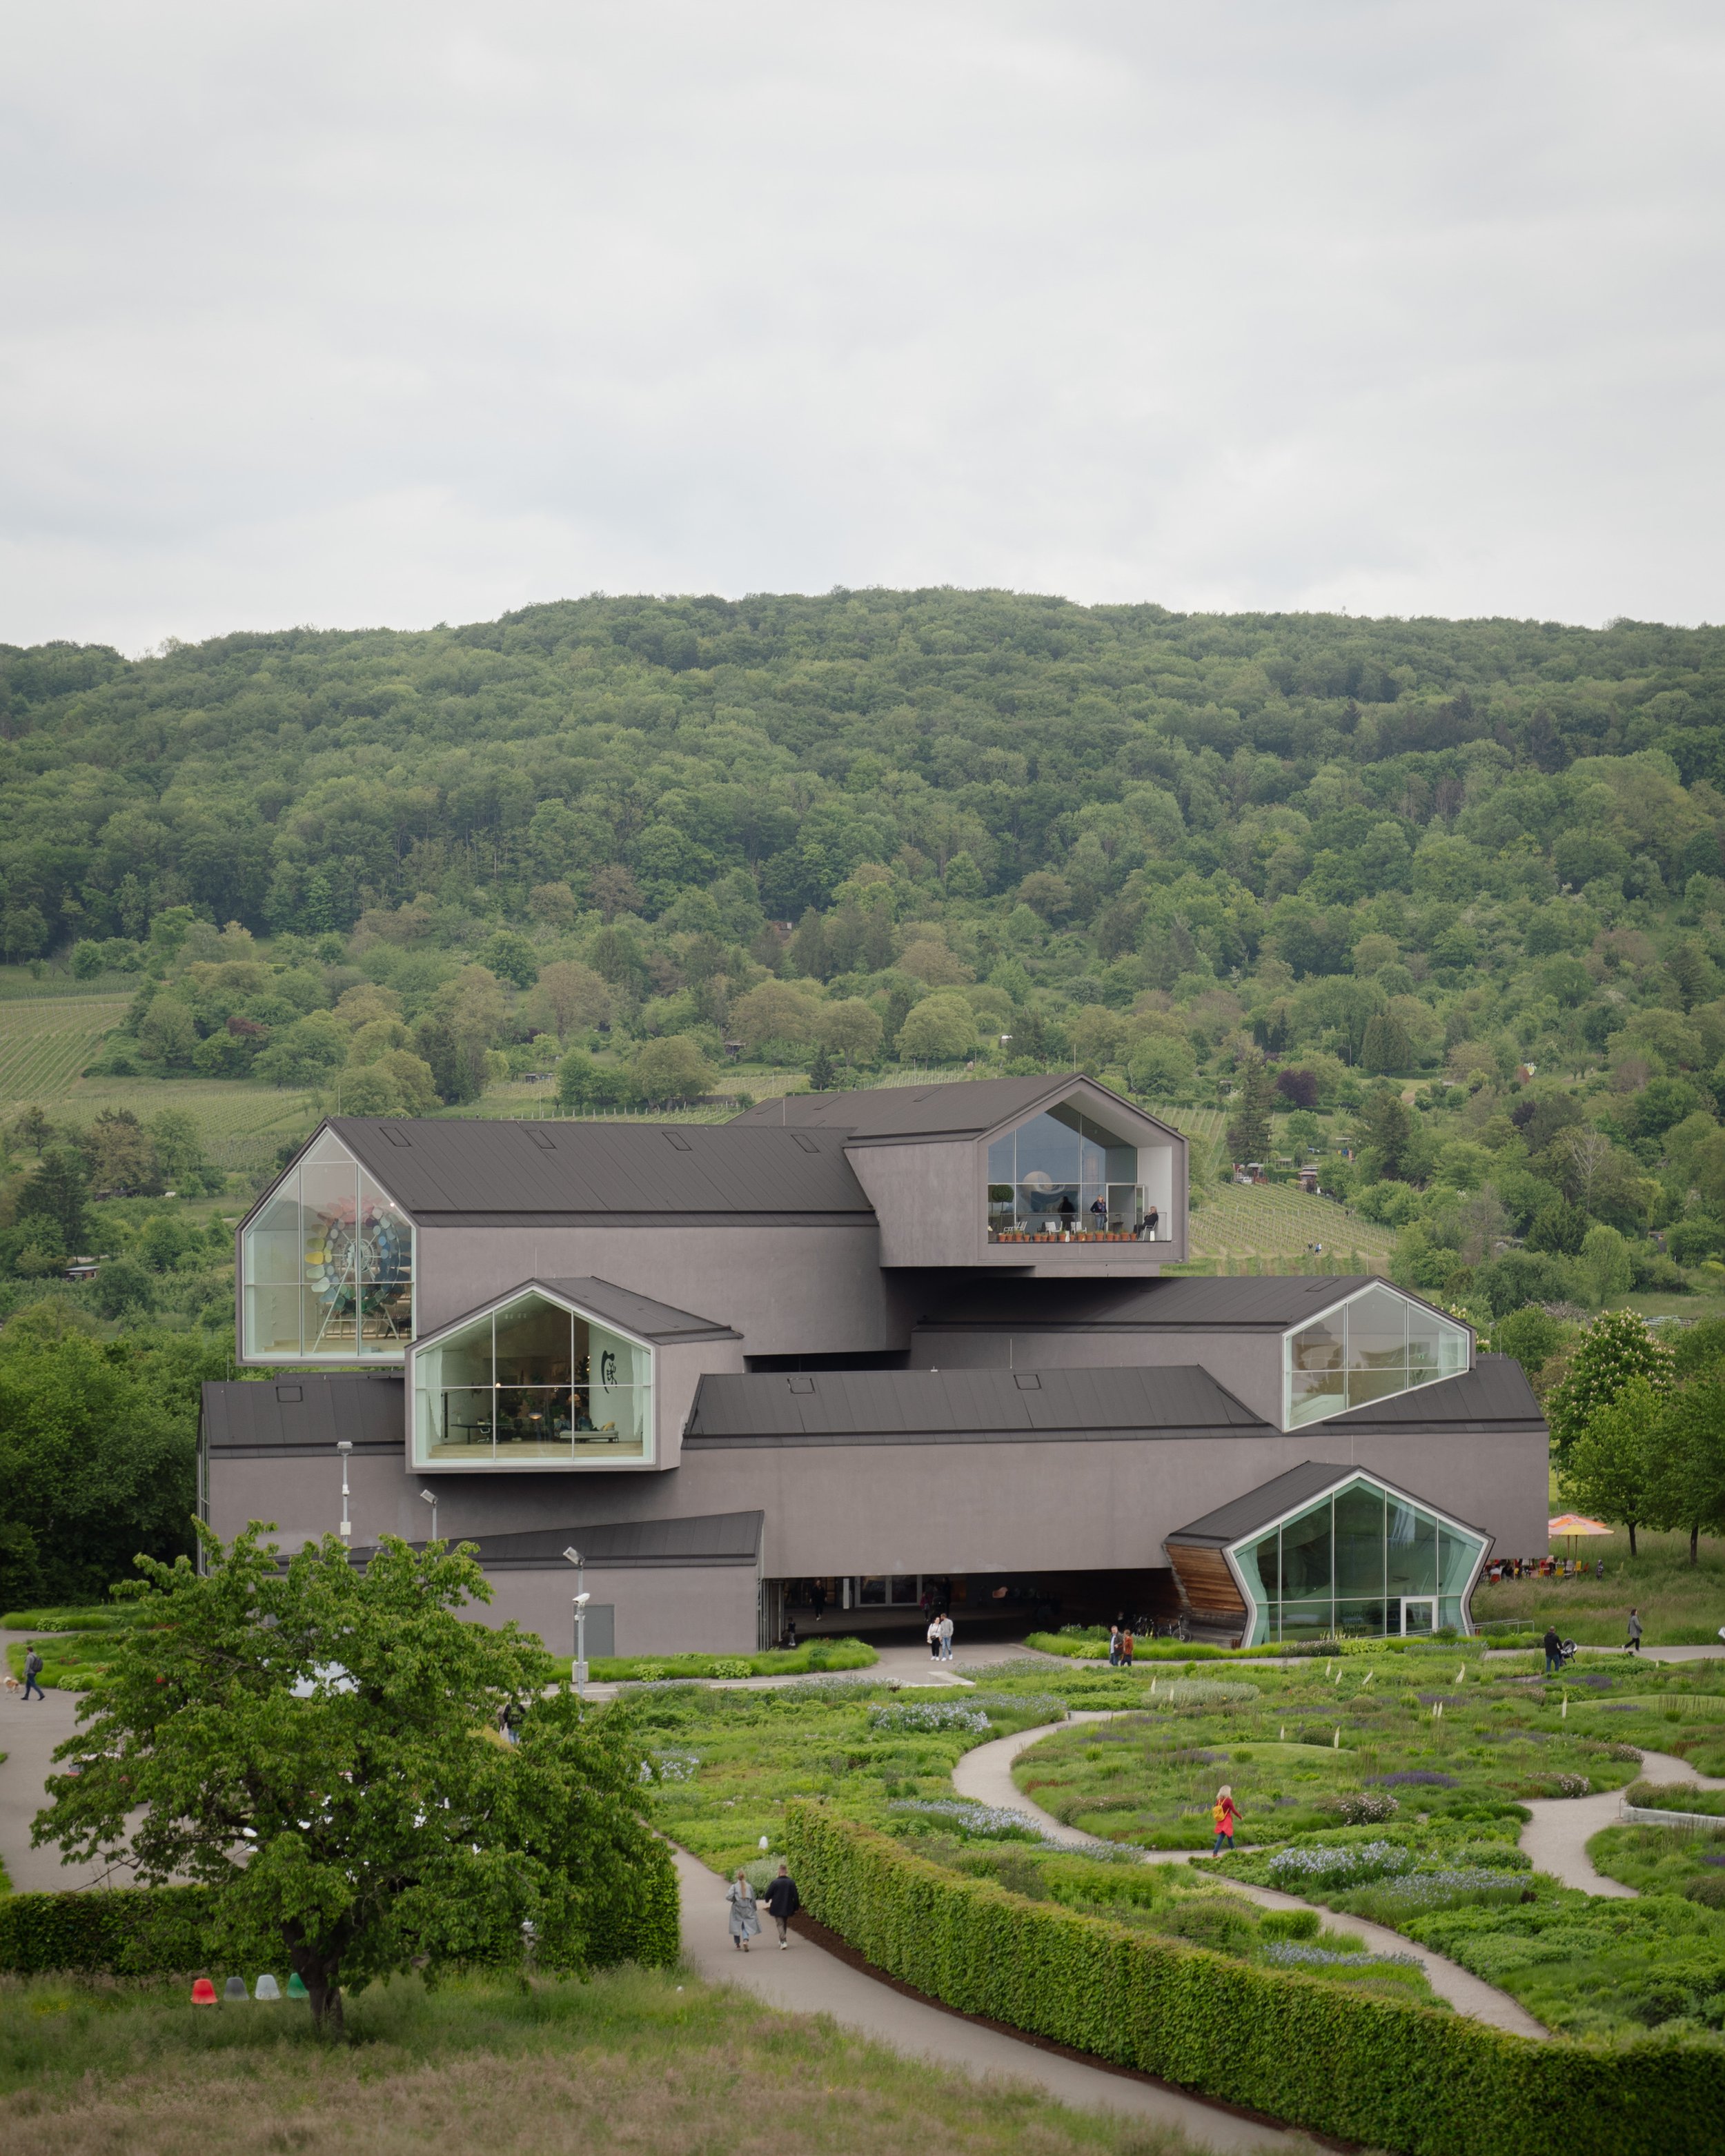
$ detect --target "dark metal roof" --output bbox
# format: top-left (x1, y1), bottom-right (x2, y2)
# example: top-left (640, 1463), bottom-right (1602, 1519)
top-left (1167, 1458), bottom-right (1490, 1549)
top-left (684, 1365), bottom-right (1268, 1447)
top-left (202, 1374), bottom-right (404, 1453)
top-left (918, 1274), bottom-right (1381, 1332)
top-left (729, 1074), bottom-right (1179, 1147)
top-left (439, 1511), bottom-right (762, 1570)
top-left (414, 1277), bottom-right (739, 1349)
top-left (313, 1118), bottom-right (873, 1224)
top-left (1321, 1355), bottom-right (1541, 1432)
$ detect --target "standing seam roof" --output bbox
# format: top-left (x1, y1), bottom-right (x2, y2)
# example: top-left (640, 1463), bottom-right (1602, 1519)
top-left (728, 1074), bottom-right (1180, 1145)
top-left (1167, 1459), bottom-right (1490, 1547)
top-left (318, 1118), bottom-right (873, 1219)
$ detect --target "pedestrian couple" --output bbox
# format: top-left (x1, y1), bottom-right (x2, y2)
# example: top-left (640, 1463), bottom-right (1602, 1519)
top-left (926, 1612), bottom-right (954, 1661)
top-left (728, 1863), bottom-right (799, 1951)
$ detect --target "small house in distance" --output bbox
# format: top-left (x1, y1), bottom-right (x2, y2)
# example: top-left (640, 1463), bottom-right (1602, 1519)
top-left (202, 1075), bottom-right (1545, 1656)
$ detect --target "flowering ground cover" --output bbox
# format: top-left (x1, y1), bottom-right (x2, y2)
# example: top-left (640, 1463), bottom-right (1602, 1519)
top-left (1012, 1652), bottom-right (1638, 1849)
top-left (1588, 1820), bottom-right (1725, 1900)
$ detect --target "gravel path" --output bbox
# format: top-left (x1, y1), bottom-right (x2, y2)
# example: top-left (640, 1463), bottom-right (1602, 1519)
top-left (1518, 1745), bottom-right (1725, 1897)
top-left (956, 1714), bottom-right (1551, 2039)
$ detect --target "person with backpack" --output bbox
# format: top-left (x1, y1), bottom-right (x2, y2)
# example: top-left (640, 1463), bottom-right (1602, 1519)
top-left (21, 1648), bottom-right (46, 1702)
top-left (1212, 1786), bottom-right (1238, 1852)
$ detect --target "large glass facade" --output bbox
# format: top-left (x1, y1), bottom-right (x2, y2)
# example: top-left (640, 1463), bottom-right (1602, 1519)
top-left (1229, 1474), bottom-right (1487, 1644)
top-left (412, 1290), bottom-right (653, 1468)
top-left (986, 1103), bottom-right (1151, 1243)
top-left (1283, 1282), bottom-right (1469, 1428)
top-left (241, 1129), bottom-right (413, 1361)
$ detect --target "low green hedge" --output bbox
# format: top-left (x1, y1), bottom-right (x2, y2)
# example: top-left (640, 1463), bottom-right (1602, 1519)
top-left (572, 1636), bottom-right (877, 1683)
top-left (0, 1841), bottom-right (680, 1979)
top-left (779, 1803), bottom-right (1724, 2156)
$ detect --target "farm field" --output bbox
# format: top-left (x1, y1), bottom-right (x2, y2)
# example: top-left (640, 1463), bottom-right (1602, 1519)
top-left (1188, 1179), bottom-right (1393, 1272)
top-left (0, 996), bottom-right (131, 1102)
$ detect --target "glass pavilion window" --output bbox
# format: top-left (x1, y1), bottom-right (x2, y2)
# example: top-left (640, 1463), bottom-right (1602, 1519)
top-left (1283, 1282), bottom-right (1468, 1427)
top-left (412, 1291), bottom-right (653, 1468)
top-left (241, 1129), bottom-right (413, 1361)
top-left (1229, 1475), bottom-right (1488, 1645)
top-left (986, 1103), bottom-right (1153, 1243)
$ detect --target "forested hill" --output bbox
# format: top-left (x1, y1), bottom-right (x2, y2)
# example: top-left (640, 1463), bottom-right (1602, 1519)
top-left (3, 591), bottom-right (1724, 949)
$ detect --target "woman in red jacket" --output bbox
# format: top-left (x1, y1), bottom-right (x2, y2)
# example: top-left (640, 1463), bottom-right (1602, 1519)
top-left (1212, 1786), bottom-right (1238, 1852)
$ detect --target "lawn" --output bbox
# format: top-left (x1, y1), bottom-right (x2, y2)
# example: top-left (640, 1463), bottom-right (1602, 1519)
top-left (0, 1964), bottom-right (1205, 2156)
top-left (1471, 1529), bottom-right (1725, 1648)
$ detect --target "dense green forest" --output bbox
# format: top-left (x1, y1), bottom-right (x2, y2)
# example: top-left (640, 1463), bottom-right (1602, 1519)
top-left (5, 587), bottom-right (1725, 1599)
top-left (3, 593), bottom-right (1725, 1298)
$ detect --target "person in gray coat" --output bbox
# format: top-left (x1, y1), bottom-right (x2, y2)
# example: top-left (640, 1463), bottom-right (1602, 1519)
top-left (726, 1870), bottom-right (760, 1950)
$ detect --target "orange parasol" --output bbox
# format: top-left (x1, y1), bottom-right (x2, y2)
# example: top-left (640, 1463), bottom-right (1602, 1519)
top-left (1548, 1513), bottom-right (1613, 1557)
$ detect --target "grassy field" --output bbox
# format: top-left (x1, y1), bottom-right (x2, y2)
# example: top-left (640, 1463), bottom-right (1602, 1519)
top-left (0, 1964), bottom-right (1203, 2156)
top-left (1472, 1530), bottom-right (1725, 1650)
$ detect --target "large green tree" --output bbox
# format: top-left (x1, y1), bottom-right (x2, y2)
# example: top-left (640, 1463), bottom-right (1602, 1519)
top-left (35, 1527), bottom-right (659, 2030)
top-left (1645, 1376), bottom-right (1725, 1565)
top-left (1546, 1307), bottom-right (1675, 1461)
top-left (1560, 1377), bottom-right (1658, 1556)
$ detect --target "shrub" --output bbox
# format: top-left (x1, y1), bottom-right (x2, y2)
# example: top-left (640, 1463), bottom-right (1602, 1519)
top-left (0, 1858), bottom-right (679, 1977)
top-left (780, 1803), bottom-right (1725, 2154)
top-left (869, 1702), bottom-right (992, 1734)
top-left (1330, 1792), bottom-right (1401, 1826)
top-left (1267, 1840), bottom-right (1417, 1891)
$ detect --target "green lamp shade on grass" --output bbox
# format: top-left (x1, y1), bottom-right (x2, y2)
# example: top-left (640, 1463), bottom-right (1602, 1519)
top-left (286, 1972), bottom-right (310, 1999)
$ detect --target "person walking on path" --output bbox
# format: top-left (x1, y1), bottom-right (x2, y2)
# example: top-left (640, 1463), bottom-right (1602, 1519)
top-left (1120, 1626), bottom-right (1134, 1668)
top-left (927, 1614), bottom-right (942, 1661)
top-left (1542, 1625), bottom-right (1564, 1677)
top-left (1624, 1607), bottom-right (1644, 1655)
top-left (763, 1861), bottom-right (800, 1948)
top-left (21, 1648), bottom-right (46, 1701)
top-left (726, 1870), bottom-right (760, 1951)
top-left (938, 1612), bottom-right (954, 1662)
top-left (1107, 1625), bottom-right (1122, 1666)
top-left (1212, 1786), bottom-right (1238, 1852)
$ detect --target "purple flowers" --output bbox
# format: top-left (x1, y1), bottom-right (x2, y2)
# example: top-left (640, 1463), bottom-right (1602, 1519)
top-left (1368, 1770), bottom-right (1458, 1788)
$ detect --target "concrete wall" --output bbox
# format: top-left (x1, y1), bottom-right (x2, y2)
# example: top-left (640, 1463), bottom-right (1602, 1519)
top-left (908, 1323), bottom-right (1288, 1426)
top-left (414, 1222), bottom-right (909, 1358)
top-left (477, 1563), bottom-right (759, 1657)
top-left (845, 1141), bottom-right (982, 1267)
top-left (208, 1412), bottom-right (1547, 1650)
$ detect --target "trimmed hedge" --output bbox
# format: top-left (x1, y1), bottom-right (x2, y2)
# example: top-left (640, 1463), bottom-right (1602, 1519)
top-left (0, 1840), bottom-right (680, 1979)
top-left (780, 1802), bottom-right (1725, 2156)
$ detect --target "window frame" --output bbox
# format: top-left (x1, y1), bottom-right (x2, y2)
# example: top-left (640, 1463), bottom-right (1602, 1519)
top-left (239, 1130), bottom-right (416, 1365)
top-left (408, 1285), bottom-right (658, 1474)
top-left (1281, 1281), bottom-right (1470, 1430)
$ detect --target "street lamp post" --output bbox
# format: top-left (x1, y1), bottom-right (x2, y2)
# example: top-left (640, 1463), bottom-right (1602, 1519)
top-left (419, 1487), bottom-right (437, 1545)
top-left (563, 1547), bottom-right (589, 1697)
top-left (336, 1441), bottom-right (353, 1541)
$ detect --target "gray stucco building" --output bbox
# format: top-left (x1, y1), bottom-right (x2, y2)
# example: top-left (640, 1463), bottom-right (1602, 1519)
top-left (202, 1074), bottom-right (1548, 1655)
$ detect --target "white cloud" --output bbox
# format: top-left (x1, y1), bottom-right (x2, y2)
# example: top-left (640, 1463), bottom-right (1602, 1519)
top-left (1, 0), bottom-right (1720, 648)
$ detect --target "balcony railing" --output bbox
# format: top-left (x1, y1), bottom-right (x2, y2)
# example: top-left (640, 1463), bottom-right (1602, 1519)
top-left (987, 1215), bottom-right (1170, 1245)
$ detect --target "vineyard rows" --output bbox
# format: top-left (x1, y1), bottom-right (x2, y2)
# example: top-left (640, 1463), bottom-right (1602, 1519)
top-left (0, 998), bottom-right (130, 1102)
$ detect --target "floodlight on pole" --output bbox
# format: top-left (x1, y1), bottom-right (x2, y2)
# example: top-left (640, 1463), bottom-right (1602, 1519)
top-left (419, 1487), bottom-right (437, 1545)
top-left (563, 1547), bottom-right (587, 1697)
top-left (336, 1441), bottom-right (353, 1541)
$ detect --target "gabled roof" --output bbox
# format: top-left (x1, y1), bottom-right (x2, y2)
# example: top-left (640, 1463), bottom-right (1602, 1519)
top-left (202, 1372), bottom-right (404, 1453)
top-left (1167, 1459), bottom-right (1489, 1550)
top-left (918, 1274), bottom-right (1382, 1333)
top-left (413, 1276), bottom-right (739, 1351)
top-left (308, 1118), bottom-right (872, 1224)
top-left (1320, 1355), bottom-right (1540, 1432)
top-left (684, 1364), bottom-right (1268, 1447)
top-left (729, 1073), bottom-right (1181, 1147)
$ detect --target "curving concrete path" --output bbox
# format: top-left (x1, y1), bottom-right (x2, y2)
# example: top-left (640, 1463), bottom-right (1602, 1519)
top-left (957, 1715), bottom-right (1550, 2039)
top-left (673, 1846), bottom-right (1305, 2153)
top-left (1519, 1747), bottom-right (1725, 1898)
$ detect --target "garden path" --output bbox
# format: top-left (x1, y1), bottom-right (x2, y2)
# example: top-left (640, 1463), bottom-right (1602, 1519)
top-left (1518, 1747), bottom-right (1725, 1898)
top-left (672, 1845), bottom-right (1305, 2153)
top-left (0, 1626), bottom-right (118, 1892)
top-left (956, 1716), bottom-right (1550, 2039)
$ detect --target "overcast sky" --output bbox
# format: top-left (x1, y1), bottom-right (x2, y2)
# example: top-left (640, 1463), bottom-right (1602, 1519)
top-left (2, 3), bottom-right (1720, 651)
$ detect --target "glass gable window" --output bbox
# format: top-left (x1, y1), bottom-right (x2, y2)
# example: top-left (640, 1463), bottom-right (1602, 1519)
top-left (241, 1129), bottom-right (413, 1361)
top-left (1284, 1281), bottom-right (1468, 1427)
top-left (986, 1103), bottom-right (1154, 1243)
top-left (411, 1291), bottom-right (653, 1469)
top-left (1228, 1476), bottom-right (1488, 1645)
